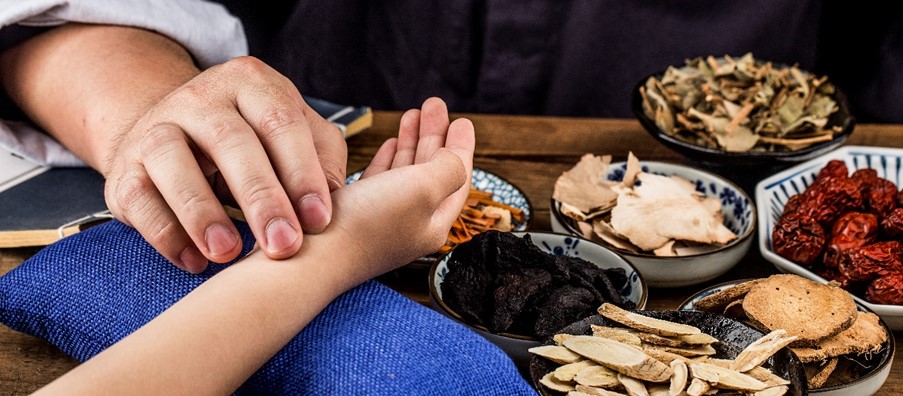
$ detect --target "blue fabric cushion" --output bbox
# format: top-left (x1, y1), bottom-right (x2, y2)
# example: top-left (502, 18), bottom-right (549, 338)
top-left (0, 220), bottom-right (536, 395)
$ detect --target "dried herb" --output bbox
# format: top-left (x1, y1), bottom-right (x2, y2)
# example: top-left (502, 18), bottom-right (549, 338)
top-left (641, 53), bottom-right (842, 152)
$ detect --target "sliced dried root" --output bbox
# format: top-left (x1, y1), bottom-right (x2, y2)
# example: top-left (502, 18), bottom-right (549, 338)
top-left (597, 304), bottom-right (701, 337)
top-left (555, 360), bottom-right (598, 382)
top-left (564, 335), bottom-right (673, 383)
top-left (688, 362), bottom-right (768, 391)
top-left (530, 345), bottom-right (583, 364)
top-left (618, 373), bottom-right (650, 396)
top-left (669, 360), bottom-right (688, 396)
top-left (730, 329), bottom-right (798, 372)
top-left (575, 365), bottom-right (621, 388)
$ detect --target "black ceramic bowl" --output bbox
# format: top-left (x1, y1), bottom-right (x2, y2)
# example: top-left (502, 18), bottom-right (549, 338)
top-left (530, 310), bottom-right (808, 396)
top-left (631, 64), bottom-right (855, 168)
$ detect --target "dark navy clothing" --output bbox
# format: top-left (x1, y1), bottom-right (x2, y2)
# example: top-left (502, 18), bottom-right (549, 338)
top-left (218, 1), bottom-right (902, 123)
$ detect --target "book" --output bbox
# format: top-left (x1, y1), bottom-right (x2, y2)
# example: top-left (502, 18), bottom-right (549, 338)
top-left (0, 97), bottom-right (372, 248)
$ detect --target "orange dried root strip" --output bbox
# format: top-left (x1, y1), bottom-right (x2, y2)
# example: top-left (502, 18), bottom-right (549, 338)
top-left (468, 188), bottom-right (493, 200)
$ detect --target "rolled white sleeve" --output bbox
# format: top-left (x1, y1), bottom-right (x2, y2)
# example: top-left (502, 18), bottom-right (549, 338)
top-left (0, 0), bottom-right (248, 165)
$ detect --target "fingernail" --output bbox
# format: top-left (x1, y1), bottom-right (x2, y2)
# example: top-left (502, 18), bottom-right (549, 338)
top-left (205, 223), bottom-right (239, 259)
top-left (179, 247), bottom-right (208, 274)
top-left (299, 194), bottom-right (330, 232)
top-left (265, 218), bottom-right (299, 254)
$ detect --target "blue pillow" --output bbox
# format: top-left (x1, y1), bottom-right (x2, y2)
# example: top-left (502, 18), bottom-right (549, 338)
top-left (0, 220), bottom-right (536, 395)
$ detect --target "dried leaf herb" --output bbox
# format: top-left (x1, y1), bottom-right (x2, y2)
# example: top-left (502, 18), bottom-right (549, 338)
top-left (641, 53), bottom-right (842, 152)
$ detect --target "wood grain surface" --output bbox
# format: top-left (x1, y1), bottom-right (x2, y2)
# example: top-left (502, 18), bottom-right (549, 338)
top-left (2, 112), bottom-right (900, 394)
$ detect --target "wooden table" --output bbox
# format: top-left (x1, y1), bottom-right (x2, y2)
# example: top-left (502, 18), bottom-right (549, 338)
top-left (2, 112), bottom-right (901, 394)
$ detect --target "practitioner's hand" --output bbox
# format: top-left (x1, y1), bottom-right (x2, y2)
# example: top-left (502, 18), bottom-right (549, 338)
top-left (102, 56), bottom-right (347, 273)
top-left (327, 97), bottom-right (474, 284)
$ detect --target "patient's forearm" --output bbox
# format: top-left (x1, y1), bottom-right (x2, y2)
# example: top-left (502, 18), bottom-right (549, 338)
top-left (35, 232), bottom-right (357, 395)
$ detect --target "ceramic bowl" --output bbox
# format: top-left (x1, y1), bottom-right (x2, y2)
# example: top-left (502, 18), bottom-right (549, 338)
top-left (530, 310), bottom-right (808, 396)
top-left (631, 63), bottom-right (855, 168)
top-left (428, 231), bottom-right (647, 371)
top-left (755, 145), bottom-right (903, 330)
top-left (551, 160), bottom-right (756, 288)
top-left (680, 280), bottom-right (895, 395)
top-left (347, 167), bottom-right (532, 269)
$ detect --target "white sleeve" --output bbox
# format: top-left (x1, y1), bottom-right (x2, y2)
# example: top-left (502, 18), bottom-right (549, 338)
top-left (0, 0), bottom-right (249, 165)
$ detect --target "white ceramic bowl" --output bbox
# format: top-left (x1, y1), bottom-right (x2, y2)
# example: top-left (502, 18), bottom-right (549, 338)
top-left (680, 279), bottom-right (895, 395)
top-left (428, 231), bottom-right (647, 371)
top-left (551, 161), bottom-right (756, 288)
top-left (756, 145), bottom-right (903, 330)
top-left (348, 167), bottom-right (532, 269)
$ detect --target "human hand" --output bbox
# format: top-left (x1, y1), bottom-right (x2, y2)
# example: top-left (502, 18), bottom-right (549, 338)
top-left (327, 97), bottom-right (474, 283)
top-left (102, 57), bottom-right (347, 273)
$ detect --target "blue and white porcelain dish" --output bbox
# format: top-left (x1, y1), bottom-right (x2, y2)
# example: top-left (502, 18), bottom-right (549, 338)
top-left (551, 160), bottom-right (756, 288)
top-left (347, 167), bottom-right (532, 268)
top-left (679, 279), bottom-right (895, 396)
top-left (429, 231), bottom-right (647, 370)
top-left (755, 145), bottom-right (903, 330)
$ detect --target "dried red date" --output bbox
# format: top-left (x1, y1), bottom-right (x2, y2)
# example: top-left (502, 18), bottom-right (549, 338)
top-left (816, 159), bottom-right (849, 181)
top-left (851, 168), bottom-right (879, 180)
top-left (857, 176), bottom-right (898, 216)
top-left (838, 241), bottom-right (903, 282)
top-left (796, 177), bottom-right (863, 224)
top-left (883, 208), bottom-right (903, 239)
top-left (823, 212), bottom-right (879, 268)
top-left (866, 273), bottom-right (903, 305)
top-left (773, 212), bottom-right (826, 267)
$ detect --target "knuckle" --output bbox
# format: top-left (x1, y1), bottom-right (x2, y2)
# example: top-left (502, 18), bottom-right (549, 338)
top-left (111, 172), bottom-right (156, 215)
top-left (206, 119), bottom-right (247, 146)
top-left (256, 107), bottom-right (302, 141)
top-left (220, 56), bottom-right (268, 79)
top-left (238, 177), bottom-right (283, 210)
top-left (139, 125), bottom-right (183, 161)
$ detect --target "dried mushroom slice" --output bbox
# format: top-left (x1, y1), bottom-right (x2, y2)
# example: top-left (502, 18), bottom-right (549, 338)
top-left (597, 303), bottom-right (701, 337)
top-left (563, 335), bottom-right (673, 383)
top-left (730, 329), bottom-right (798, 372)
top-left (553, 154), bottom-right (618, 215)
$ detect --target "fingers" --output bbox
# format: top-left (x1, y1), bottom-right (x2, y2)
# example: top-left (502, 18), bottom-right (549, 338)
top-left (301, 99), bottom-right (348, 193)
top-left (104, 167), bottom-right (212, 274)
top-left (390, 109), bottom-right (421, 168)
top-left (139, 123), bottom-right (242, 265)
top-left (414, 97), bottom-right (452, 164)
top-left (361, 138), bottom-right (398, 179)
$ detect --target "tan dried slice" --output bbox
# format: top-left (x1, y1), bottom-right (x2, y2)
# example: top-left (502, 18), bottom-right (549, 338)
top-left (644, 344), bottom-right (716, 357)
top-left (752, 385), bottom-right (789, 396)
top-left (574, 365), bottom-right (621, 388)
top-left (686, 378), bottom-right (710, 396)
top-left (707, 359), bottom-right (789, 386)
top-left (530, 345), bottom-right (583, 364)
top-left (555, 333), bottom-right (577, 346)
top-left (593, 219), bottom-right (640, 252)
top-left (563, 335), bottom-right (673, 383)
top-left (591, 325), bottom-right (643, 347)
top-left (742, 274), bottom-right (857, 347)
top-left (610, 173), bottom-right (736, 251)
top-left (553, 154), bottom-right (618, 214)
top-left (669, 359), bottom-right (688, 396)
top-left (791, 311), bottom-right (887, 363)
top-left (642, 347), bottom-right (690, 366)
top-left (722, 299), bottom-right (747, 320)
top-left (693, 279), bottom-right (762, 312)
top-left (597, 303), bottom-right (701, 337)
top-left (541, 371), bottom-right (577, 393)
top-left (575, 384), bottom-right (629, 396)
top-left (688, 362), bottom-right (768, 391)
top-left (555, 360), bottom-right (598, 382)
top-left (618, 373), bottom-right (650, 396)
top-left (804, 358), bottom-right (838, 389)
top-left (635, 331), bottom-right (719, 347)
top-left (731, 329), bottom-right (798, 372)
top-left (647, 386), bottom-right (672, 396)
